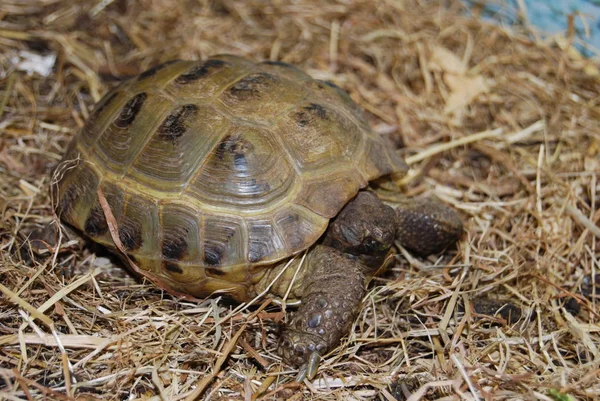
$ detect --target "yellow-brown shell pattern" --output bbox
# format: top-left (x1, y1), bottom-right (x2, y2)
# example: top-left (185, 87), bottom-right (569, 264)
top-left (55, 55), bottom-right (407, 301)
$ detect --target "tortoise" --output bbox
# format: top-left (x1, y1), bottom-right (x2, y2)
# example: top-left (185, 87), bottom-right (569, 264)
top-left (53, 54), bottom-right (463, 380)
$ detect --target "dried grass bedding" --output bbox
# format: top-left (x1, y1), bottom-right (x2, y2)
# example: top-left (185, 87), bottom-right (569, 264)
top-left (1, 0), bottom-right (599, 400)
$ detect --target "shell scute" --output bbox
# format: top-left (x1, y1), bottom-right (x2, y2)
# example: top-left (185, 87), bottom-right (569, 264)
top-left (55, 162), bottom-right (99, 225)
top-left (274, 206), bottom-right (328, 253)
top-left (118, 195), bottom-right (158, 253)
top-left (247, 219), bottom-right (284, 263)
top-left (95, 93), bottom-right (167, 175)
top-left (201, 214), bottom-right (246, 271)
top-left (219, 71), bottom-right (306, 123)
top-left (78, 90), bottom-right (124, 148)
top-left (175, 59), bottom-right (229, 84)
top-left (165, 56), bottom-right (250, 99)
top-left (296, 171), bottom-right (365, 218)
top-left (259, 60), bottom-right (312, 82)
top-left (129, 104), bottom-right (229, 191)
top-left (276, 102), bottom-right (363, 172)
top-left (186, 124), bottom-right (295, 208)
top-left (160, 202), bottom-right (200, 262)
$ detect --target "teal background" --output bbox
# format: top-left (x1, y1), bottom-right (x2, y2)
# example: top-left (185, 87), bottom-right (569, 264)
top-left (463, 0), bottom-right (600, 57)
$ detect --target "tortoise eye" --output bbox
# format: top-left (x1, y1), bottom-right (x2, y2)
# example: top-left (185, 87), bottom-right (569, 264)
top-left (363, 235), bottom-right (392, 253)
top-left (364, 237), bottom-right (379, 251)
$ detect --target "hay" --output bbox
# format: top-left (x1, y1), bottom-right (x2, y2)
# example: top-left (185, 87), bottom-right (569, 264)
top-left (1, 0), bottom-right (599, 399)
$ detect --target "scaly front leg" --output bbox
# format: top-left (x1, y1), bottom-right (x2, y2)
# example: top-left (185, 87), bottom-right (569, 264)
top-left (278, 245), bottom-right (366, 381)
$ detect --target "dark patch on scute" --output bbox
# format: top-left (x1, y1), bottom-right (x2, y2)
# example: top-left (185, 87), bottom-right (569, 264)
top-left (261, 60), bottom-right (298, 69)
top-left (206, 267), bottom-right (227, 277)
top-left (247, 222), bottom-right (280, 263)
top-left (138, 60), bottom-right (181, 79)
top-left (119, 218), bottom-right (143, 251)
top-left (175, 59), bottom-right (228, 84)
top-left (162, 230), bottom-right (189, 260)
top-left (296, 112), bottom-right (309, 127)
top-left (203, 245), bottom-right (223, 266)
top-left (316, 79), bottom-right (349, 97)
top-left (213, 135), bottom-right (271, 196)
top-left (202, 219), bottom-right (238, 267)
top-left (248, 243), bottom-right (265, 263)
top-left (164, 261), bottom-right (184, 274)
top-left (215, 135), bottom-right (251, 160)
top-left (114, 93), bottom-right (147, 129)
top-left (215, 135), bottom-right (230, 159)
top-left (84, 206), bottom-right (108, 237)
top-left (277, 213), bottom-right (299, 241)
top-left (229, 72), bottom-right (277, 100)
top-left (319, 80), bottom-right (341, 90)
top-left (157, 104), bottom-right (199, 140)
top-left (215, 134), bottom-right (253, 162)
top-left (57, 185), bottom-right (78, 219)
top-left (296, 103), bottom-right (328, 127)
top-left (304, 103), bottom-right (327, 119)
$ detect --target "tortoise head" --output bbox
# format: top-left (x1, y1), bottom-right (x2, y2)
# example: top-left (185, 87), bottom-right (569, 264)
top-left (322, 192), bottom-right (396, 268)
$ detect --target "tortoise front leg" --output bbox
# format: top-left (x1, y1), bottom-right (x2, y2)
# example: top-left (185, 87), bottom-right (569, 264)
top-left (392, 196), bottom-right (463, 256)
top-left (276, 192), bottom-right (463, 380)
top-left (278, 245), bottom-right (366, 381)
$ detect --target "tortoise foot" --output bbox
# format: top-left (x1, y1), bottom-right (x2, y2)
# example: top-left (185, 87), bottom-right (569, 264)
top-left (278, 330), bottom-right (324, 381)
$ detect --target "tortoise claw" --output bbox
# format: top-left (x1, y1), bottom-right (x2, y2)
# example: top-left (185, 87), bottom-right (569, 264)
top-left (294, 351), bottom-right (320, 382)
top-left (295, 363), bottom-right (308, 382)
top-left (306, 351), bottom-right (320, 380)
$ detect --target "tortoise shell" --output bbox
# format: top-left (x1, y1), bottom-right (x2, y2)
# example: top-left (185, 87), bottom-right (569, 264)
top-left (54, 55), bottom-right (408, 300)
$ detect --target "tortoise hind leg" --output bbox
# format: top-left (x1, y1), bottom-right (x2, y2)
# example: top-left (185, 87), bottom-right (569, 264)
top-left (278, 244), bottom-right (366, 381)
